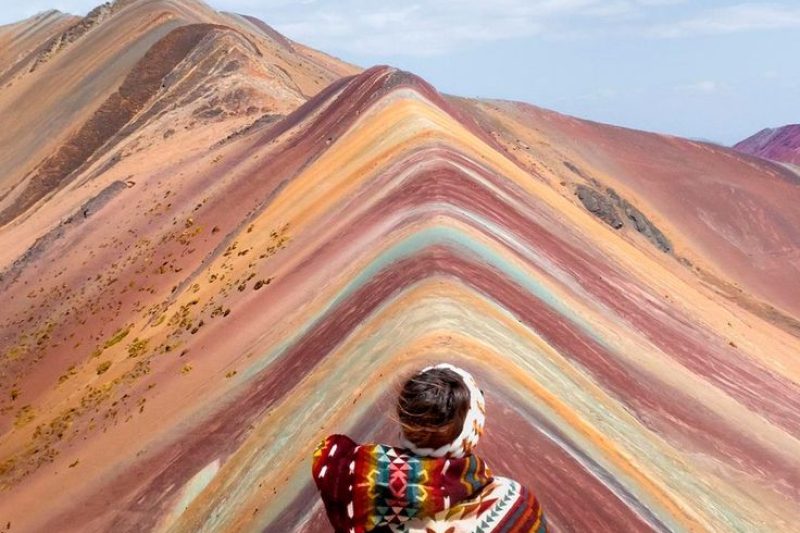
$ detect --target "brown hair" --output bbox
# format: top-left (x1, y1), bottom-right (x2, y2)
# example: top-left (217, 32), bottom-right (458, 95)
top-left (397, 367), bottom-right (471, 449)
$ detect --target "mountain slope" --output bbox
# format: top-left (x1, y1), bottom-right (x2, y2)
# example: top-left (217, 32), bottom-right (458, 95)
top-left (0, 0), bottom-right (357, 235)
top-left (734, 124), bottom-right (800, 166)
top-left (1, 3), bottom-right (799, 533)
top-left (459, 99), bottom-right (800, 324)
top-left (0, 10), bottom-right (80, 78)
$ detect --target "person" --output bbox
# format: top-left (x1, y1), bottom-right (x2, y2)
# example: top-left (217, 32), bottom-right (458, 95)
top-left (312, 363), bottom-right (548, 532)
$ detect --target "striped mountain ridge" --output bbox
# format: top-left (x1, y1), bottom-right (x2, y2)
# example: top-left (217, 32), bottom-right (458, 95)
top-left (1, 2), bottom-right (799, 533)
top-left (0, 0), bottom-right (357, 237)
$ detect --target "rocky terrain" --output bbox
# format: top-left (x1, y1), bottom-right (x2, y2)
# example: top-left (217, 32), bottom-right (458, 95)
top-left (1, 1), bottom-right (799, 532)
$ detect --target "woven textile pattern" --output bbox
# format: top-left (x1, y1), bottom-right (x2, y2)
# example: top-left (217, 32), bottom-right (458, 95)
top-left (313, 434), bottom-right (547, 532)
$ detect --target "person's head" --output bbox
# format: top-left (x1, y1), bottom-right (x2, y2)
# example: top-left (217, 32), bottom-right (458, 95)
top-left (397, 363), bottom-right (485, 457)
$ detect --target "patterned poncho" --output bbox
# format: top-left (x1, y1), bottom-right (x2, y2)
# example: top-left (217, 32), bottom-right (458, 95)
top-left (312, 434), bottom-right (547, 532)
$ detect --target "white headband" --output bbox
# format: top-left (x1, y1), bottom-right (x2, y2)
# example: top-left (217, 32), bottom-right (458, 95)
top-left (400, 363), bottom-right (486, 458)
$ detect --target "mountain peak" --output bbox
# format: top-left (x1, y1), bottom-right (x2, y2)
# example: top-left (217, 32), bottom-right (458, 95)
top-left (734, 124), bottom-right (800, 165)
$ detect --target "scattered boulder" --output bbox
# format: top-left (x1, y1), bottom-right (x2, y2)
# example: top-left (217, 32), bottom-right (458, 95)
top-left (562, 161), bottom-right (588, 179)
top-left (575, 185), bottom-right (672, 253)
top-left (575, 185), bottom-right (623, 229)
top-left (608, 188), bottom-right (673, 253)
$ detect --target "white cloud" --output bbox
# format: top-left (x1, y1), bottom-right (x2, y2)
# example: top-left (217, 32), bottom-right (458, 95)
top-left (4, 0), bottom-right (799, 59)
top-left (635, 0), bottom-right (687, 5)
top-left (244, 0), bottom-right (654, 56)
top-left (649, 3), bottom-right (800, 38)
top-left (676, 80), bottom-right (719, 94)
top-left (247, 0), bottom-right (800, 57)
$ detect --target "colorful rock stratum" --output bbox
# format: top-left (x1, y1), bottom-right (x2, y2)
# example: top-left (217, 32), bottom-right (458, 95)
top-left (1, 2), bottom-right (799, 532)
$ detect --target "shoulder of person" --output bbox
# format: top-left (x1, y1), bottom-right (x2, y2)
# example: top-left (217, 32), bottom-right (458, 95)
top-left (311, 434), bottom-right (359, 473)
top-left (314, 433), bottom-right (356, 452)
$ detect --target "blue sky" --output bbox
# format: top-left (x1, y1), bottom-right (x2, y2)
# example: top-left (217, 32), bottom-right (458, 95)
top-left (4, 0), bottom-right (799, 144)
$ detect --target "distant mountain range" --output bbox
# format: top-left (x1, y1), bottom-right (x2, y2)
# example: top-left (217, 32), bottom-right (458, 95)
top-left (734, 124), bottom-right (800, 165)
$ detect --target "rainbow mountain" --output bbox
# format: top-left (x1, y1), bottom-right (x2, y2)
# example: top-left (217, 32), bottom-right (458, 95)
top-left (1, 1), bottom-right (799, 531)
